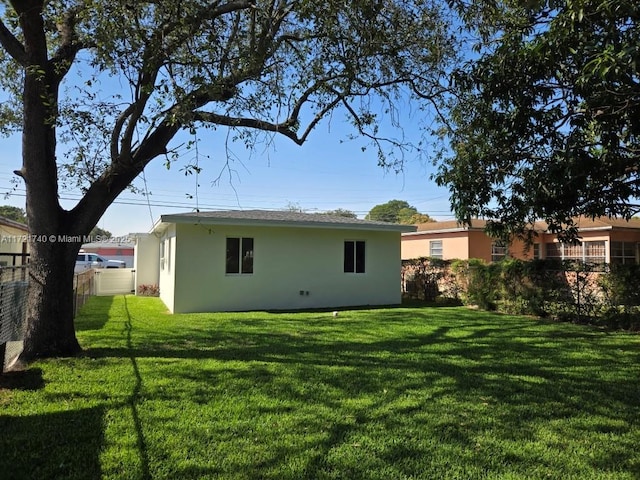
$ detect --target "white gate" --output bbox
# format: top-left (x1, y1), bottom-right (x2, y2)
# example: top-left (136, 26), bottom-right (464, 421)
top-left (94, 268), bottom-right (136, 296)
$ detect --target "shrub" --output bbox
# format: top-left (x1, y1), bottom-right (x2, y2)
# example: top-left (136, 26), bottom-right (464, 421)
top-left (598, 264), bottom-right (640, 329)
top-left (403, 256), bottom-right (637, 330)
top-left (451, 259), bottom-right (499, 310)
top-left (402, 257), bottom-right (451, 302)
top-left (138, 284), bottom-right (159, 296)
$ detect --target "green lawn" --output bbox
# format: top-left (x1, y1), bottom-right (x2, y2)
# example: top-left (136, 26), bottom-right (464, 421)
top-left (2, 296), bottom-right (640, 480)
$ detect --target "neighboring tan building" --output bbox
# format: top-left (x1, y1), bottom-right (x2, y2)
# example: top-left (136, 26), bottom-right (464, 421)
top-left (0, 216), bottom-right (29, 266)
top-left (402, 217), bottom-right (640, 264)
top-left (533, 217), bottom-right (640, 264)
top-left (401, 219), bottom-right (530, 263)
top-left (144, 210), bottom-right (415, 313)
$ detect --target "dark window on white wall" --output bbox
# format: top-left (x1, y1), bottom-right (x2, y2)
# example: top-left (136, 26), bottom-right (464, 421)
top-left (226, 237), bottom-right (254, 274)
top-left (344, 240), bottom-right (365, 273)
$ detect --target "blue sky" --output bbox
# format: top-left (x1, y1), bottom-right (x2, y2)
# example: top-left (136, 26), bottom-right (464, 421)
top-left (0, 106), bottom-right (454, 236)
top-left (0, 5), bottom-right (459, 237)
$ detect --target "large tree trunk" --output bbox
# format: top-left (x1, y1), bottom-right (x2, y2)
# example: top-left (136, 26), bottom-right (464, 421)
top-left (11, 1), bottom-right (177, 364)
top-left (20, 240), bottom-right (82, 360)
top-left (16, 1), bottom-right (84, 363)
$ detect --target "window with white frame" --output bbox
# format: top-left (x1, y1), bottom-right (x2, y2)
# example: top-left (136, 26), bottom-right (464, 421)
top-left (543, 241), bottom-right (606, 263)
top-left (429, 240), bottom-right (443, 259)
top-left (226, 237), bottom-right (254, 274)
top-left (491, 241), bottom-right (507, 262)
top-left (562, 242), bottom-right (583, 261)
top-left (610, 241), bottom-right (637, 264)
top-left (344, 240), bottom-right (365, 273)
top-left (584, 241), bottom-right (606, 263)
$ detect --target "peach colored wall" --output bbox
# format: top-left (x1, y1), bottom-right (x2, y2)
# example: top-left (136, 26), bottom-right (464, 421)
top-left (467, 231), bottom-right (493, 262)
top-left (401, 236), bottom-right (431, 260)
top-left (444, 233), bottom-right (471, 259)
top-left (574, 232), bottom-right (610, 242)
top-left (401, 232), bottom-right (470, 260)
top-left (508, 237), bottom-right (534, 260)
top-left (604, 231), bottom-right (640, 243)
top-left (403, 228), bottom-right (640, 263)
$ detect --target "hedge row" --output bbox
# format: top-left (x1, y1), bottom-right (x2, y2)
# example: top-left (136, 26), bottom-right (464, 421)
top-left (402, 258), bottom-right (640, 330)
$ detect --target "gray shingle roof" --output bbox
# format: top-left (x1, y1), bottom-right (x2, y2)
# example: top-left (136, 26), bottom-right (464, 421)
top-left (158, 210), bottom-right (416, 232)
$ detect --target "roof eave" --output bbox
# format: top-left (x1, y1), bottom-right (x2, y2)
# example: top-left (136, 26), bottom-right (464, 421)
top-left (0, 216), bottom-right (28, 232)
top-left (151, 218), bottom-right (170, 234)
top-left (159, 214), bottom-right (415, 233)
top-left (403, 227), bottom-right (484, 236)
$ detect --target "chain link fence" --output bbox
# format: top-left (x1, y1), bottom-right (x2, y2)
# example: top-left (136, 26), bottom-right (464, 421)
top-left (0, 266), bottom-right (29, 372)
top-left (0, 267), bottom-right (95, 372)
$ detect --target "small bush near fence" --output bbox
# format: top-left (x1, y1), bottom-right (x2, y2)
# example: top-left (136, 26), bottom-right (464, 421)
top-left (138, 284), bottom-right (159, 296)
top-left (402, 257), bottom-right (640, 330)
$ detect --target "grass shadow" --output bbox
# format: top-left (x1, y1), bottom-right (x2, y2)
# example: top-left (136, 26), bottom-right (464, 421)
top-left (0, 406), bottom-right (105, 479)
top-left (0, 367), bottom-right (45, 391)
top-left (74, 296), bottom-right (112, 331)
top-left (71, 296), bottom-right (640, 478)
top-left (122, 295), bottom-right (151, 480)
top-left (264, 297), bottom-right (465, 315)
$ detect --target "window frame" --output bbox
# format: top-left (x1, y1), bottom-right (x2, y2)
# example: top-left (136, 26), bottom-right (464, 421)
top-left (429, 240), bottom-right (443, 259)
top-left (533, 243), bottom-right (541, 260)
top-left (543, 240), bottom-right (606, 264)
top-left (610, 241), bottom-right (638, 264)
top-left (226, 237), bottom-right (254, 275)
top-left (583, 240), bottom-right (606, 264)
top-left (344, 240), bottom-right (366, 274)
top-left (491, 240), bottom-right (508, 262)
top-left (545, 242), bottom-right (562, 259)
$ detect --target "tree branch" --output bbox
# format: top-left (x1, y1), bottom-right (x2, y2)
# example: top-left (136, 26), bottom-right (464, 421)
top-left (0, 17), bottom-right (27, 65)
top-left (50, 7), bottom-right (87, 82)
top-left (192, 111), bottom-right (303, 144)
top-left (71, 118), bottom-right (181, 235)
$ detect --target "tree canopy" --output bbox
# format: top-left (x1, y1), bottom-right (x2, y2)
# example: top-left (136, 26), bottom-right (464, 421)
top-left (437, 0), bottom-right (640, 241)
top-left (322, 208), bottom-right (358, 219)
top-left (366, 200), bottom-right (434, 224)
top-left (0, 205), bottom-right (26, 223)
top-left (88, 226), bottom-right (112, 241)
top-left (0, 0), bottom-right (457, 361)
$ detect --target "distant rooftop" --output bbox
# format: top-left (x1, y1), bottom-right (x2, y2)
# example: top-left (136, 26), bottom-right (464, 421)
top-left (0, 216), bottom-right (28, 232)
top-left (156, 210), bottom-right (416, 233)
top-left (413, 219), bottom-right (489, 233)
top-left (409, 217), bottom-right (640, 235)
top-left (534, 216), bottom-right (640, 231)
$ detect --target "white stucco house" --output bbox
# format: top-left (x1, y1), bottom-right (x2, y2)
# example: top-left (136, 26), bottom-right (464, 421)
top-left (141, 210), bottom-right (415, 313)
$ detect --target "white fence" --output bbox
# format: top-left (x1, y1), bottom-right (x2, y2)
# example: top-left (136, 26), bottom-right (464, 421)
top-left (94, 268), bottom-right (136, 296)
